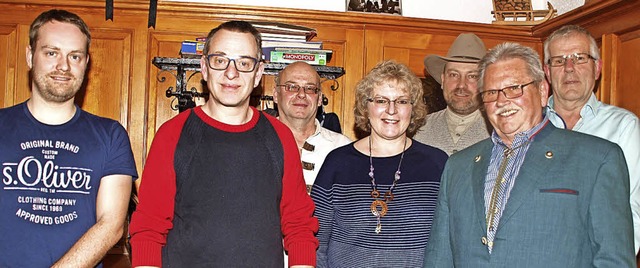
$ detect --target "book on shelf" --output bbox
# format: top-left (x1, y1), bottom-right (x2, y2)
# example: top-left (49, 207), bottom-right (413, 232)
top-left (269, 49), bottom-right (333, 65)
top-left (261, 41), bottom-right (324, 61)
top-left (262, 45), bottom-right (328, 61)
top-left (262, 40), bottom-right (323, 49)
top-left (251, 21), bottom-right (317, 41)
top-left (274, 48), bottom-right (333, 61)
top-left (274, 48), bottom-right (333, 54)
top-left (180, 38), bottom-right (205, 58)
top-left (260, 32), bottom-right (307, 42)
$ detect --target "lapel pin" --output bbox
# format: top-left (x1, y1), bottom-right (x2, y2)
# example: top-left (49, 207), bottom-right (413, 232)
top-left (545, 151), bottom-right (553, 159)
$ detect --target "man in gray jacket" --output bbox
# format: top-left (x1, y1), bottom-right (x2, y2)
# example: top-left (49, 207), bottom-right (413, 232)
top-left (414, 33), bottom-right (491, 155)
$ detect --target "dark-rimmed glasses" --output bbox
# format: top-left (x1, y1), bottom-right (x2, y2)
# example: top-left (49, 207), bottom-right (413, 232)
top-left (277, 84), bottom-right (320, 95)
top-left (367, 97), bottom-right (413, 108)
top-left (480, 81), bottom-right (536, 103)
top-left (547, 53), bottom-right (596, 67)
top-left (205, 53), bottom-right (258, 72)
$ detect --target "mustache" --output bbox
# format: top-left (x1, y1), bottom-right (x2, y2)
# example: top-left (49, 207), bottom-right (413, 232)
top-left (48, 71), bottom-right (75, 79)
top-left (452, 87), bottom-right (473, 95)
top-left (494, 106), bottom-right (518, 115)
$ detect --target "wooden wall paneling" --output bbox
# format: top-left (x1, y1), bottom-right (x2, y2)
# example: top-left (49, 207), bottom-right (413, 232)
top-left (0, 4), bottom-right (40, 106)
top-left (363, 28), bottom-right (543, 77)
top-left (126, 23), bottom-right (153, 177)
top-left (363, 29), bottom-right (442, 76)
top-left (364, 29), bottom-right (384, 74)
top-left (617, 30), bottom-right (640, 116)
top-left (599, 33), bottom-right (618, 105)
top-left (146, 32), bottom-right (207, 147)
top-left (79, 29), bottom-right (133, 124)
top-left (310, 25), bottom-right (364, 139)
top-left (378, 30), bottom-right (433, 76)
top-left (0, 25), bottom-right (18, 107)
top-left (8, 25), bottom-right (30, 106)
top-left (340, 29), bottom-right (366, 139)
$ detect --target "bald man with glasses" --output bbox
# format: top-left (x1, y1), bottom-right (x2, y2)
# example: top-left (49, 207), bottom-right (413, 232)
top-left (273, 62), bottom-right (351, 193)
top-left (272, 61), bottom-right (351, 268)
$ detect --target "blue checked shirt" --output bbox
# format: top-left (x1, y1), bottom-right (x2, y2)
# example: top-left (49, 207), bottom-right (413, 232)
top-left (483, 116), bottom-right (549, 253)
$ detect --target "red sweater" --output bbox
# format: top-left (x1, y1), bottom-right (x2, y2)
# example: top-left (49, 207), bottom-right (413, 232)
top-left (129, 106), bottom-right (318, 267)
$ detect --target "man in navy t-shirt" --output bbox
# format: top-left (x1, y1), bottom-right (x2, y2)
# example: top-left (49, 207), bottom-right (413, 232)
top-left (0, 9), bottom-right (137, 267)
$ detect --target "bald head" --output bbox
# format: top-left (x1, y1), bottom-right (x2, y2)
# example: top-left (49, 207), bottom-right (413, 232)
top-left (275, 61), bottom-right (321, 85)
top-left (273, 61), bottom-right (323, 126)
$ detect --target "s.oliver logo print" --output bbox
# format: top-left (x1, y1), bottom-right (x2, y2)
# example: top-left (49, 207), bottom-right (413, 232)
top-left (2, 140), bottom-right (91, 226)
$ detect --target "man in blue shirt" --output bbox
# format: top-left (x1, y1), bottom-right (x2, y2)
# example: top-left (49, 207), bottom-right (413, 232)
top-left (543, 24), bottom-right (640, 254)
top-left (0, 9), bottom-right (137, 267)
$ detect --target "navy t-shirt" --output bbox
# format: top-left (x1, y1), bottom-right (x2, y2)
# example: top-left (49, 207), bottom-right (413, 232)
top-left (0, 102), bottom-right (137, 267)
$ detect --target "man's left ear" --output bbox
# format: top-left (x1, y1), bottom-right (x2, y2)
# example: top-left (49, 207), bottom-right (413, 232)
top-left (543, 64), bottom-right (551, 81)
top-left (539, 80), bottom-right (550, 105)
top-left (595, 59), bottom-right (602, 79)
top-left (26, 45), bottom-right (33, 70)
top-left (253, 61), bottom-right (265, 88)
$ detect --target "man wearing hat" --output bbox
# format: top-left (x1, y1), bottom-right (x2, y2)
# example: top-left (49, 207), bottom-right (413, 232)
top-left (414, 33), bottom-right (491, 155)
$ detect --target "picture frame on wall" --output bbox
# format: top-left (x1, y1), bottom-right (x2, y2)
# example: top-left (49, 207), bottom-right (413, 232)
top-left (347, 0), bottom-right (402, 15)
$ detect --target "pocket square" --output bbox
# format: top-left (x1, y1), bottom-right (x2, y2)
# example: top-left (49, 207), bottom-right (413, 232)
top-left (540, 188), bottom-right (579, 195)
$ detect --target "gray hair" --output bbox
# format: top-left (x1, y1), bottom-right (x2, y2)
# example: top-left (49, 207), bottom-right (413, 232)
top-left (478, 42), bottom-right (545, 91)
top-left (543, 25), bottom-right (600, 64)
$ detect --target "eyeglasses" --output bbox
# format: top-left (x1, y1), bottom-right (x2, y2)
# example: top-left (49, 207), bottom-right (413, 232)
top-left (277, 84), bottom-right (320, 95)
top-left (547, 53), bottom-right (596, 67)
top-left (206, 53), bottom-right (259, 72)
top-left (367, 96), bottom-right (413, 108)
top-left (480, 80), bottom-right (535, 103)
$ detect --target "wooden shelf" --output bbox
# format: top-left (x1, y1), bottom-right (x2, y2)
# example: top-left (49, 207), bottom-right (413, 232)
top-left (152, 57), bottom-right (345, 79)
top-left (152, 57), bottom-right (345, 112)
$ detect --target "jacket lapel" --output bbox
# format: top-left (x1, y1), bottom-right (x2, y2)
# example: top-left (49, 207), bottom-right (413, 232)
top-left (471, 141), bottom-right (494, 233)
top-left (497, 124), bottom-right (555, 228)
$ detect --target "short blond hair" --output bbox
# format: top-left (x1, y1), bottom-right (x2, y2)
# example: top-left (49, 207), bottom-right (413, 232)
top-left (354, 60), bottom-right (427, 136)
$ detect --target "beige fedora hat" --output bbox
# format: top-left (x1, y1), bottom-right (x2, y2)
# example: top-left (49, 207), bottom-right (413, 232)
top-left (424, 33), bottom-right (487, 84)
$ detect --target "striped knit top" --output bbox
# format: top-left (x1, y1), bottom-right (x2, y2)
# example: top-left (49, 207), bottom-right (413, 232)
top-left (311, 140), bottom-right (448, 268)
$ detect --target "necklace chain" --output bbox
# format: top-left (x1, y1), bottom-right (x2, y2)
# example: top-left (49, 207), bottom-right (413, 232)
top-left (368, 136), bottom-right (407, 234)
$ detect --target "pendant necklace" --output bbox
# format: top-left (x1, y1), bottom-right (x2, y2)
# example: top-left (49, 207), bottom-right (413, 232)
top-left (369, 136), bottom-right (407, 234)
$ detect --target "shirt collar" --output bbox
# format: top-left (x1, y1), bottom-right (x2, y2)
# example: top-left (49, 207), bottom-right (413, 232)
top-left (309, 119), bottom-right (322, 138)
top-left (491, 114), bottom-right (549, 148)
top-left (547, 93), bottom-right (600, 120)
top-left (445, 107), bottom-right (482, 125)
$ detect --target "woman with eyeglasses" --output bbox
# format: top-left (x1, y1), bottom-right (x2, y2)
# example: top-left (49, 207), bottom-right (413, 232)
top-left (310, 60), bottom-right (448, 268)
